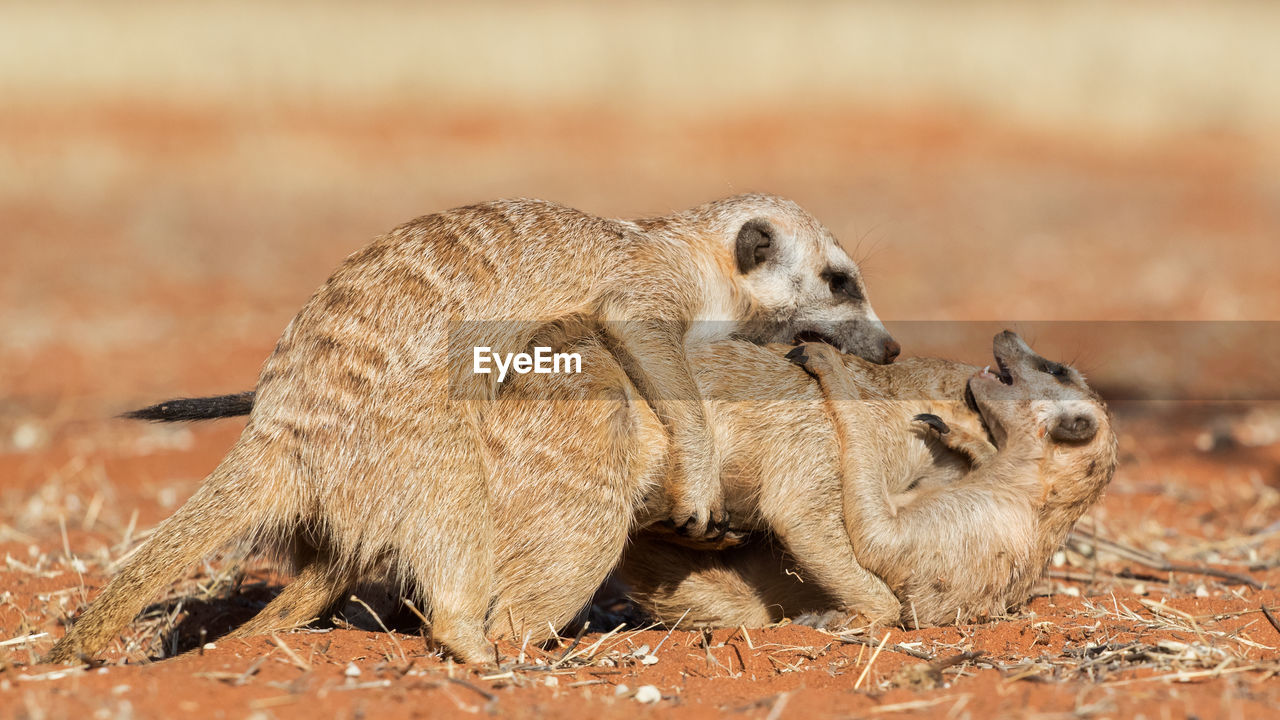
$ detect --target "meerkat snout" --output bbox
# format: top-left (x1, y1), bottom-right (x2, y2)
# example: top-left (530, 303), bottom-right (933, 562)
top-left (1048, 410), bottom-right (1098, 443)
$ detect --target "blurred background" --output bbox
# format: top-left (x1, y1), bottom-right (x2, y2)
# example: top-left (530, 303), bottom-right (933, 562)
top-left (2, 0), bottom-right (1278, 430)
top-left (3, 5), bottom-right (1279, 702)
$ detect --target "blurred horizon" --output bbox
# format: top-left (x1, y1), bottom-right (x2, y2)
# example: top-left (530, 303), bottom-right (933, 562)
top-left (5, 1), bottom-right (1280, 144)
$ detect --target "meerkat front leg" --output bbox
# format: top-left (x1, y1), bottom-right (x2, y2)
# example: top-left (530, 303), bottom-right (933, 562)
top-left (602, 320), bottom-right (725, 538)
top-left (913, 413), bottom-right (997, 468)
top-left (786, 341), bottom-right (909, 583)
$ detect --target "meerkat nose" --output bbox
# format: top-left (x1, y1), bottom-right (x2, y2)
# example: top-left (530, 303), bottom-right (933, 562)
top-left (883, 338), bottom-right (901, 363)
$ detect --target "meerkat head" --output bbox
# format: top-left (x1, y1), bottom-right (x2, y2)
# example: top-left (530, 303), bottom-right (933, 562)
top-left (966, 331), bottom-right (1117, 494)
top-left (706, 194), bottom-right (900, 365)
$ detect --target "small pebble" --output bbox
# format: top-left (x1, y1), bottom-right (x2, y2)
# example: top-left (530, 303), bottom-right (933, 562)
top-left (640, 654), bottom-right (659, 666)
top-left (544, 676), bottom-right (559, 687)
top-left (202, 643), bottom-right (217, 651)
top-left (1131, 583), bottom-right (1147, 596)
top-left (614, 683), bottom-right (630, 697)
top-left (1195, 584), bottom-right (1209, 598)
top-left (634, 685), bottom-right (662, 704)
top-left (12, 423), bottom-right (42, 451)
top-left (344, 662), bottom-right (362, 677)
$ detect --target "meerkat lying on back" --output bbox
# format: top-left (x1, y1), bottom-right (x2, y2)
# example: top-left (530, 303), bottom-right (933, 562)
top-left (45, 195), bottom-right (899, 665)
top-left (622, 332), bottom-right (1117, 627)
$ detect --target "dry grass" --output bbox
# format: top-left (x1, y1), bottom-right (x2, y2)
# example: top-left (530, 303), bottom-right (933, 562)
top-left (7, 502), bottom-right (1274, 692)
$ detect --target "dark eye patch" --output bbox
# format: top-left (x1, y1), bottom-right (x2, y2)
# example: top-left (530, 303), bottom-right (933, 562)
top-left (1040, 360), bottom-right (1072, 383)
top-left (822, 269), bottom-right (864, 302)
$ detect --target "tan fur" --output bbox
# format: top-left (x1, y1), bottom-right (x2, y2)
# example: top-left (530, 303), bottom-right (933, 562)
top-left (626, 333), bottom-right (1118, 628)
top-left (44, 195), bottom-right (897, 664)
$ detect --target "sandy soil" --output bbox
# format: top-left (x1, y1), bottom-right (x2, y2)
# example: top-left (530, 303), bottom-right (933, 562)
top-left (2, 104), bottom-right (1278, 718)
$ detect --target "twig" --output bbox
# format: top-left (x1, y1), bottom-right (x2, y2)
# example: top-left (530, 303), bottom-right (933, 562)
top-left (446, 676), bottom-right (498, 711)
top-left (836, 633), bottom-right (932, 660)
top-left (0, 632), bottom-right (48, 647)
top-left (764, 691), bottom-right (791, 720)
top-left (574, 623), bottom-right (625, 662)
top-left (1159, 562), bottom-right (1262, 589)
top-left (854, 631), bottom-right (890, 690)
top-left (270, 634), bottom-right (311, 671)
top-left (652, 608), bottom-right (690, 655)
top-left (1071, 529), bottom-right (1262, 589)
top-left (931, 650), bottom-right (984, 671)
top-left (400, 597), bottom-right (430, 627)
top-left (869, 695), bottom-right (971, 714)
top-left (1262, 606), bottom-right (1280, 638)
top-left (349, 594), bottom-right (408, 665)
top-left (550, 622), bottom-right (590, 667)
top-left (1101, 663), bottom-right (1275, 687)
top-left (235, 656), bottom-right (266, 686)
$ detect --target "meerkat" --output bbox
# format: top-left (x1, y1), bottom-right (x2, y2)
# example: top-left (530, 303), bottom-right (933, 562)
top-left (623, 332), bottom-right (1117, 628)
top-left (44, 195), bottom-right (898, 665)
top-left (106, 329), bottom-right (903, 650)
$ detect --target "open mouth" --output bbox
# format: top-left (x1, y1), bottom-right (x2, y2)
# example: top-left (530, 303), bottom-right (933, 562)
top-left (963, 379), bottom-right (1001, 448)
top-left (966, 353), bottom-right (1014, 449)
top-left (995, 356), bottom-right (1013, 384)
top-left (977, 355), bottom-right (1014, 385)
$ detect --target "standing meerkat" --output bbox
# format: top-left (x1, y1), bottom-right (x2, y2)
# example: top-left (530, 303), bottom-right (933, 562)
top-left (44, 195), bottom-right (898, 665)
top-left (103, 329), bottom-right (903, 650)
top-left (624, 332), bottom-right (1117, 628)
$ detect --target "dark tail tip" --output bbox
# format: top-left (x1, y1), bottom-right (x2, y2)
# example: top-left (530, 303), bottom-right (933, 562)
top-left (121, 391), bottom-right (256, 422)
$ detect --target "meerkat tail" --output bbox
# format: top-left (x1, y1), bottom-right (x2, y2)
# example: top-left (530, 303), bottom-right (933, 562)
top-left (122, 392), bottom-right (256, 422)
top-left (42, 454), bottom-right (266, 664)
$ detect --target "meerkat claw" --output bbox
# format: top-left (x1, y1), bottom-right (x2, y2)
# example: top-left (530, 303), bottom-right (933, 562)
top-left (784, 344), bottom-right (810, 366)
top-left (913, 413), bottom-right (951, 435)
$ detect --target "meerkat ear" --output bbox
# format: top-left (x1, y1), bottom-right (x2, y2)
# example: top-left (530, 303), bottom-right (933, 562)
top-left (1048, 410), bottom-right (1098, 443)
top-left (735, 219), bottom-right (777, 273)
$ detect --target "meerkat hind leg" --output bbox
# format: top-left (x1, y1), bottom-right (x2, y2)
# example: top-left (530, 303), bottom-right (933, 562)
top-left (397, 410), bottom-right (496, 665)
top-left (225, 560), bottom-right (349, 639)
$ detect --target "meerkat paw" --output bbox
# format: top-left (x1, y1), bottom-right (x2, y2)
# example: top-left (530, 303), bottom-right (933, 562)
top-left (665, 498), bottom-right (730, 540)
top-left (431, 622), bottom-right (497, 665)
top-left (647, 524), bottom-right (748, 550)
top-left (791, 608), bottom-right (851, 630)
top-left (785, 341), bottom-right (844, 379)
top-left (913, 413), bottom-right (997, 467)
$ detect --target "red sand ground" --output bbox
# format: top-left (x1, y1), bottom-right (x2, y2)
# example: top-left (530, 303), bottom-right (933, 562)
top-left (2, 105), bottom-right (1278, 718)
